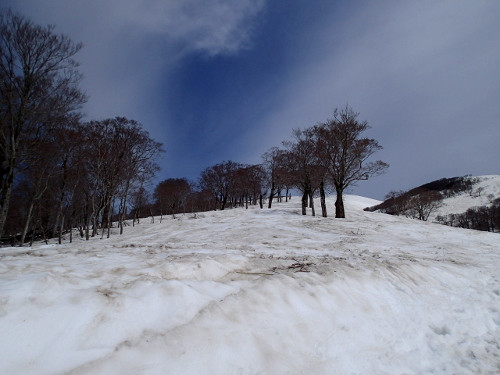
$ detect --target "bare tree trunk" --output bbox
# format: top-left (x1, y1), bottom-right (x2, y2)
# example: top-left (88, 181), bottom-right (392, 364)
top-left (85, 207), bottom-right (91, 240)
top-left (59, 216), bottom-right (65, 244)
top-left (268, 182), bottom-right (275, 208)
top-left (92, 215), bottom-right (98, 237)
top-left (91, 195), bottom-right (99, 237)
top-left (158, 196), bottom-right (163, 223)
top-left (40, 222), bottom-right (48, 244)
top-left (20, 200), bottom-right (36, 246)
top-left (320, 180), bottom-right (327, 218)
top-left (119, 197), bottom-right (125, 234)
top-left (301, 191), bottom-right (308, 215)
top-left (259, 194), bottom-right (263, 209)
top-left (20, 175), bottom-right (49, 245)
top-left (335, 187), bottom-right (345, 218)
top-left (309, 191), bottom-right (315, 217)
top-left (52, 205), bottom-right (61, 239)
top-left (0, 176), bottom-right (14, 238)
top-left (106, 199), bottom-right (113, 239)
top-left (52, 185), bottom-right (66, 238)
top-left (29, 220), bottom-right (37, 247)
top-left (221, 194), bottom-right (227, 210)
top-left (121, 182), bottom-right (129, 226)
top-left (101, 194), bottom-right (110, 229)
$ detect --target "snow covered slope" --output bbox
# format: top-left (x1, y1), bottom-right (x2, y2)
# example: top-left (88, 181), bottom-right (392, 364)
top-left (431, 175), bottom-right (500, 220)
top-left (0, 195), bottom-right (499, 374)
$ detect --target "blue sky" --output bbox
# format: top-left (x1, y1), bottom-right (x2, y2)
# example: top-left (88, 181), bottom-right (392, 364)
top-left (4, 0), bottom-right (500, 199)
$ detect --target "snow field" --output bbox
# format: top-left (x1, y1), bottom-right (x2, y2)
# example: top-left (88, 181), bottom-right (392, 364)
top-left (0, 195), bottom-right (499, 374)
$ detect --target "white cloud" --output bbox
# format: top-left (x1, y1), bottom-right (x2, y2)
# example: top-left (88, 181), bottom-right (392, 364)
top-left (123, 0), bottom-right (266, 56)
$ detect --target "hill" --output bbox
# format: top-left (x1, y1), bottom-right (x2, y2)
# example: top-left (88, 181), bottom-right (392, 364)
top-left (365, 175), bottom-right (500, 230)
top-left (0, 195), bottom-right (499, 374)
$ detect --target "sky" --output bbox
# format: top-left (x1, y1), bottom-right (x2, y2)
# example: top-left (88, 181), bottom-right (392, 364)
top-left (4, 0), bottom-right (500, 199)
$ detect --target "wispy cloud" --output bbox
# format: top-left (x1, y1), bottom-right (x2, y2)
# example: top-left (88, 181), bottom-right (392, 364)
top-left (124, 0), bottom-right (266, 56)
top-left (5, 0), bottom-right (266, 118)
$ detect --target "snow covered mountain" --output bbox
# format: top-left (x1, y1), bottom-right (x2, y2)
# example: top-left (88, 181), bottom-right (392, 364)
top-left (0, 195), bottom-right (499, 374)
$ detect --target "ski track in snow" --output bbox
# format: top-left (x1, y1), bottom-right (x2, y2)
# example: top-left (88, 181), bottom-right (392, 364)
top-left (0, 195), bottom-right (499, 374)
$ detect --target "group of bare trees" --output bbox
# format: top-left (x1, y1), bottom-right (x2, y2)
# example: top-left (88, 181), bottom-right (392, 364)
top-left (0, 10), bottom-right (163, 244)
top-left (375, 190), bottom-right (443, 221)
top-left (152, 163), bottom-right (267, 217)
top-left (151, 106), bottom-right (387, 219)
top-left (261, 106), bottom-right (388, 218)
top-left (198, 161), bottom-right (267, 211)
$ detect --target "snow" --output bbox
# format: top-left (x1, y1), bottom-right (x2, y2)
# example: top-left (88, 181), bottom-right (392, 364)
top-left (0, 195), bottom-right (499, 374)
top-left (431, 175), bottom-right (500, 221)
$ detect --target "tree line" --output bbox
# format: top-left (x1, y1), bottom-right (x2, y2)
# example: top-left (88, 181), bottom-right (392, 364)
top-left (0, 10), bottom-right (163, 244)
top-left (153, 106), bottom-right (388, 220)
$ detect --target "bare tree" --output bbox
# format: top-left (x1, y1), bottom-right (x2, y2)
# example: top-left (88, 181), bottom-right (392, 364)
top-left (230, 164), bottom-right (266, 209)
top-left (381, 190), bottom-right (409, 215)
top-left (0, 10), bottom-right (85, 236)
top-left (262, 147), bottom-right (290, 208)
top-left (130, 185), bottom-right (150, 225)
top-left (283, 129), bottom-right (319, 216)
top-left (232, 166), bottom-right (251, 208)
top-left (83, 117), bottom-right (162, 237)
top-left (113, 118), bottom-right (163, 234)
top-left (245, 164), bottom-right (267, 208)
top-left (49, 122), bottom-right (86, 243)
top-left (18, 138), bottom-right (57, 244)
top-left (315, 106), bottom-right (388, 218)
top-left (199, 161), bottom-right (243, 210)
top-left (0, 13), bottom-right (165, 244)
top-left (154, 178), bottom-right (192, 217)
top-left (406, 191), bottom-right (443, 221)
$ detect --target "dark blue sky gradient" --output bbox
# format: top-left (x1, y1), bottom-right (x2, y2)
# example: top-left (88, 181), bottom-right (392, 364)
top-left (161, 1), bottom-right (347, 179)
